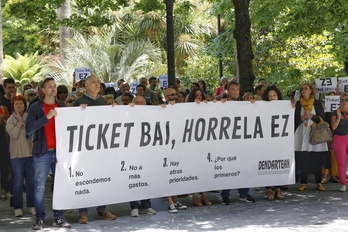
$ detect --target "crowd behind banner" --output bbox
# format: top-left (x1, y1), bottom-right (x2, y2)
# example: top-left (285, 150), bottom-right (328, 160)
top-left (0, 73), bottom-right (347, 230)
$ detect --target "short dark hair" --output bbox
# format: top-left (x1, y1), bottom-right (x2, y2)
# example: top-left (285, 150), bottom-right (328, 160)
top-left (258, 78), bottom-right (265, 83)
top-left (227, 81), bottom-right (239, 90)
top-left (122, 92), bottom-right (134, 100)
top-left (41, 77), bottom-right (55, 88)
top-left (57, 85), bottom-right (68, 94)
top-left (22, 83), bottom-right (33, 90)
top-left (104, 87), bottom-right (116, 98)
top-left (148, 76), bottom-right (157, 82)
top-left (136, 84), bottom-right (145, 91)
top-left (4, 78), bottom-right (15, 87)
top-left (254, 85), bottom-right (264, 94)
top-left (263, 85), bottom-right (283, 101)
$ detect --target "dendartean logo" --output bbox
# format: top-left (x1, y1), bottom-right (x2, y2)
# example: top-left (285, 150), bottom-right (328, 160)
top-left (258, 159), bottom-right (290, 170)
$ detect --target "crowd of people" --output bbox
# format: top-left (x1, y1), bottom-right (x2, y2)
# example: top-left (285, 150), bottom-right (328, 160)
top-left (0, 74), bottom-right (346, 230)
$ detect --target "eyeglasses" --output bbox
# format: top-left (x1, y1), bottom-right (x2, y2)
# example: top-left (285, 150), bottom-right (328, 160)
top-left (166, 93), bottom-right (177, 97)
top-left (67, 99), bottom-right (75, 103)
top-left (340, 99), bottom-right (348, 102)
top-left (28, 93), bottom-right (36, 97)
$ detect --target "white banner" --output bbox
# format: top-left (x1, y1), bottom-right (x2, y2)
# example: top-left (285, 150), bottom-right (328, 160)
top-left (53, 101), bottom-right (295, 210)
top-left (338, 77), bottom-right (348, 92)
top-left (315, 77), bottom-right (337, 93)
top-left (325, 96), bottom-right (340, 113)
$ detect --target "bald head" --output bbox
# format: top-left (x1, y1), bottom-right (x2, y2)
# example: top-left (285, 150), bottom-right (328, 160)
top-left (133, 96), bottom-right (146, 105)
top-left (164, 88), bottom-right (178, 103)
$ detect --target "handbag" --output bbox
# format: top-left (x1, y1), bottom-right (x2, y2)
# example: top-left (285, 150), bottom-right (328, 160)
top-left (309, 116), bottom-right (333, 145)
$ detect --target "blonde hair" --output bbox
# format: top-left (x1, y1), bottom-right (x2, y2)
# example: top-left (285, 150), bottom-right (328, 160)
top-left (102, 94), bottom-right (114, 104)
top-left (300, 83), bottom-right (316, 99)
top-left (340, 92), bottom-right (348, 98)
top-left (242, 92), bottom-right (254, 100)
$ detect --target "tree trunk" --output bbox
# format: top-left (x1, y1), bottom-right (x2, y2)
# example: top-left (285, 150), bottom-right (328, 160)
top-left (164, 0), bottom-right (176, 89)
top-left (0, 0), bottom-right (4, 81)
top-left (233, 0), bottom-right (255, 95)
top-left (59, 0), bottom-right (71, 62)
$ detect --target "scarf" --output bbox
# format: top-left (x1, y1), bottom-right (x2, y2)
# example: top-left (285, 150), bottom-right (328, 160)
top-left (10, 111), bottom-right (27, 128)
top-left (300, 97), bottom-right (315, 112)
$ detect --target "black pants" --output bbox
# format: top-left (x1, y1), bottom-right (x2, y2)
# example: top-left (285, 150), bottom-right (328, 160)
top-left (0, 130), bottom-right (10, 191)
top-left (295, 151), bottom-right (326, 184)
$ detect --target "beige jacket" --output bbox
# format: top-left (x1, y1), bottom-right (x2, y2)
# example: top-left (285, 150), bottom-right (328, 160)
top-left (6, 112), bottom-right (33, 159)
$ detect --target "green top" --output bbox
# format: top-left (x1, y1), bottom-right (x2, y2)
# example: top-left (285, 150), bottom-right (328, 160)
top-left (73, 94), bottom-right (107, 106)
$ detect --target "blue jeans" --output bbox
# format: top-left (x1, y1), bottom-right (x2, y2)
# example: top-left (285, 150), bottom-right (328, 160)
top-left (221, 188), bottom-right (249, 198)
top-left (129, 199), bottom-right (151, 209)
top-left (79, 206), bottom-right (106, 213)
top-left (33, 149), bottom-right (63, 219)
top-left (11, 157), bottom-right (34, 209)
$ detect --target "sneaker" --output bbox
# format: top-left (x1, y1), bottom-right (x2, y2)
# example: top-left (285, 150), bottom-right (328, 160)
top-left (53, 217), bottom-right (71, 228)
top-left (167, 203), bottom-right (178, 213)
top-left (97, 209), bottom-right (117, 220)
top-left (139, 208), bottom-right (157, 215)
top-left (14, 209), bottom-right (23, 217)
top-left (174, 201), bottom-right (187, 210)
top-left (222, 197), bottom-right (231, 205)
top-left (79, 211), bottom-right (88, 224)
top-left (32, 218), bottom-right (44, 230)
top-left (340, 185), bottom-right (347, 192)
top-left (131, 209), bottom-right (139, 217)
top-left (28, 207), bottom-right (36, 216)
top-left (239, 194), bottom-right (255, 203)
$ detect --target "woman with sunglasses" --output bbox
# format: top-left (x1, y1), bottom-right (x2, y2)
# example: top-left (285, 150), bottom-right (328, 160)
top-left (65, 93), bottom-right (77, 107)
top-left (331, 93), bottom-right (348, 192)
top-left (295, 83), bottom-right (327, 191)
top-left (57, 85), bottom-right (69, 105)
top-left (24, 89), bottom-right (37, 105)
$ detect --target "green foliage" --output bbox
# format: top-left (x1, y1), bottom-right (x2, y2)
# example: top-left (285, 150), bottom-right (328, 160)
top-left (134, 0), bottom-right (165, 13)
top-left (4, 0), bottom-right (129, 27)
top-left (51, 27), bottom-right (162, 84)
top-left (180, 55), bottom-right (234, 93)
top-left (2, 17), bottom-right (54, 56)
top-left (253, 32), bottom-right (342, 93)
top-left (3, 53), bottom-right (47, 87)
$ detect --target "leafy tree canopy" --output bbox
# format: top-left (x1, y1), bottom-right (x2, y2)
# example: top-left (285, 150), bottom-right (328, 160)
top-left (3, 0), bottom-right (129, 27)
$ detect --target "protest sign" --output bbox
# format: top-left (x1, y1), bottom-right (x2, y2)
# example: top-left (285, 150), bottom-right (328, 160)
top-left (75, 67), bottom-right (92, 81)
top-left (325, 96), bottom-right (340, 113)
top-left (338, 77), bottom-right (348, 92)
top-left (315, 77), bottom-right (337, 93)
top-left (159, 75), bottom-right (168, 88)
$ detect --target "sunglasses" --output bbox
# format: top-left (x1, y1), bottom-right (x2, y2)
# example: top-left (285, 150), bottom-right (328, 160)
top-left (67, 99), bottom-right (75, 103)
top-left (340, 99), bottom-right (348, 102)
top-left (28, 93), bottom-right (36, 97)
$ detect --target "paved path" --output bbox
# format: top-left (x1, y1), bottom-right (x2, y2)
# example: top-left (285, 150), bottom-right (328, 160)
top-left (1, 176), bottom-right (348, 232)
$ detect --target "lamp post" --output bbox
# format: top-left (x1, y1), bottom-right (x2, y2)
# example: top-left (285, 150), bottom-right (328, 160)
top-left (164, 0), bottom-right (176, 89)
